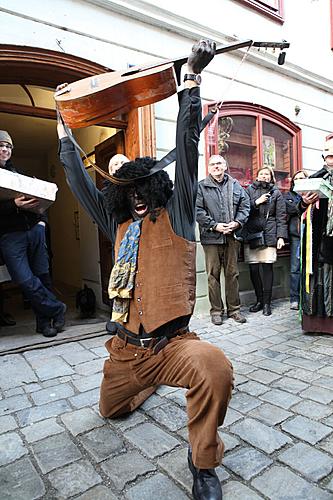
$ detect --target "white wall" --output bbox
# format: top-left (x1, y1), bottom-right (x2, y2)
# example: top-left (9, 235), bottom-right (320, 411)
top-left (1, 0), bottom-right (332, 169)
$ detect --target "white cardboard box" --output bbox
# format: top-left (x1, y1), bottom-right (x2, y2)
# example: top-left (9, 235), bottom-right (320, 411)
top-left (0, 168), bottom-right (58, 212)
top-left (0, 265), bottom-right (11, 283)
top-left (293, 178), bottom-right (333, 199)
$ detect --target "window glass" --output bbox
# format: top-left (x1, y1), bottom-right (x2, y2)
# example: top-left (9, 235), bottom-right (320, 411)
top-left (262, 119), bottom-right (293, 190)
top-left (218, 115), bottom-right (256, 187)
top-left (257, 0), bottom-right (278, 10)
top-left (236, 0), bottom-right (283, 22)
top-left (210, 104), bottom-right (300, 192)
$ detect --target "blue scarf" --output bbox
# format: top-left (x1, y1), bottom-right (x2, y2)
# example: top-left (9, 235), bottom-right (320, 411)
top-left (108, 220), bottom-right (142, 322)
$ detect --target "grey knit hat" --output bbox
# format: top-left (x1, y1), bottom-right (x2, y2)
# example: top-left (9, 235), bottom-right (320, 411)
top-left (0, 131), bottom-right (13, 147)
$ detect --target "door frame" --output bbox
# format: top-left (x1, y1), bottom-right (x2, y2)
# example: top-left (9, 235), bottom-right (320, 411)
top-left (0, 45), bottom-right (156, 156)
top-left (0, 44), bottom-right (156, 301)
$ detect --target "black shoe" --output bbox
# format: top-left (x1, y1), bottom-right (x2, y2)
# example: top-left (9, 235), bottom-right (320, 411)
top-left (263, 304), bottom-right (272, 316)
top-left (188, 448), bottom-right (222, 500)
top-left (53, 303), bottom-right (66, 332)
top-left (0, 313), bottom-right (16, 326)
top-left (36, 324), bottom-right (58, 338)
top-left (249, 302), bottom-right (263, 313)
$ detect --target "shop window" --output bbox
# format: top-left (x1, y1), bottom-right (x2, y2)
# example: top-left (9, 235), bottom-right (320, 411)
top-left (235, 0), bottom-right (284, 23)
top-left (204, 102), bottom-right (301, 191)
top-left (219, 115), bottom-right (257, 187)
top-left (262, 119), bottom-right (293, 189)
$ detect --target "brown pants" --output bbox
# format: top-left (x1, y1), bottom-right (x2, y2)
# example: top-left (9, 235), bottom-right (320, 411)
top-left (99, 332), bottom-right (233, 469)
top-left (203, 238), bottom-right (241, 316)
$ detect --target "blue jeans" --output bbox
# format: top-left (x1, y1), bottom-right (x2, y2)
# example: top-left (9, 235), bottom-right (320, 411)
top-left (0, 224), bottom-right (63, 319)
top-left (290, 236), bottom-right (300, 303)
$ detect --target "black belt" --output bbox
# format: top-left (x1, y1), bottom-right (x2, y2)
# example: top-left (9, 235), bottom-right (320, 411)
top-left (116, 327), bottom-right (189, 354)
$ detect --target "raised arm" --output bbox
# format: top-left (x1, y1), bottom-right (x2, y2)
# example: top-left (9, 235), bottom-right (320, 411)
top-left (57, 114), bottom-right (114, 241)
top-left (170, 39), bottom-right (215, 240)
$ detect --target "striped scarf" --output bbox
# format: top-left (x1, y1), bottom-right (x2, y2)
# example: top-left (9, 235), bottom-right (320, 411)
top-left (108, 220), bottom-right (142, 322)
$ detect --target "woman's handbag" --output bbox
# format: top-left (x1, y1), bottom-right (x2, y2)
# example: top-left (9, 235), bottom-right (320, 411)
top-left (247, 231), bottom-right (266, 249)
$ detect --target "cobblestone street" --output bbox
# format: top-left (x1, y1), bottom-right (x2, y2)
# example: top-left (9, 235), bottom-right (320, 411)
top-left (0, 300), bottom-right (333, 499)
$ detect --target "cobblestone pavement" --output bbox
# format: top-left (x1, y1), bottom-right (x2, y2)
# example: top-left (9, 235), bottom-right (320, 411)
top-left (1, 300), bottom-right (333, 499)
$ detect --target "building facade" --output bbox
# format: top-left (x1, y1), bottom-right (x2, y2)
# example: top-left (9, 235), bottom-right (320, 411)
top-left (0, 0), bottom-right (332, 312)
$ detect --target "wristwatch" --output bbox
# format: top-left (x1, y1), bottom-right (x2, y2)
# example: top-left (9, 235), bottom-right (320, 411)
top-left (183, 73), bottom-right (202, 85)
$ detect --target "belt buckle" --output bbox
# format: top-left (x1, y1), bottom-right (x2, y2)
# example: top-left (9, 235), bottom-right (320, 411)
top-left (139, 337), bottom-right (152, 348)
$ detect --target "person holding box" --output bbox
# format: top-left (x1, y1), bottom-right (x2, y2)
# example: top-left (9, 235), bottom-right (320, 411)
top-left (299, 135), bottom-right (333, 334)
top-left (0, 131), bottom-right (66, 337)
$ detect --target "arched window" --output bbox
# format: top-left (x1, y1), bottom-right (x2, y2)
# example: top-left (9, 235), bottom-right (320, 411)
top-left (204, 102), bottom-right (302, 191)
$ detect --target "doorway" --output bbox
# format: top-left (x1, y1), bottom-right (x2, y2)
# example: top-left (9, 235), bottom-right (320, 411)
top-left (0, 45), bottom-right (155, 342)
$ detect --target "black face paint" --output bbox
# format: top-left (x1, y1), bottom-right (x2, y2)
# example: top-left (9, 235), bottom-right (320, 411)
top-left (127, 188), bottom-right (149, 219)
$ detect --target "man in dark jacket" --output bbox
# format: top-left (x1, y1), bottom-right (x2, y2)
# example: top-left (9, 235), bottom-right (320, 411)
top-left (196, 155), bottom-right (250, 325)
top-left (0, 131), bottom-right (65, 337)
top-left (58, 41), bottom-right (233, 500)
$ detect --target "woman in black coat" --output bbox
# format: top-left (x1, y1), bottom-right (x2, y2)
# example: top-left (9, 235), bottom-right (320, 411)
top-left (284, 170), bottom-right (308, 310)
top-left (243, 166), bottom-right (288, 316)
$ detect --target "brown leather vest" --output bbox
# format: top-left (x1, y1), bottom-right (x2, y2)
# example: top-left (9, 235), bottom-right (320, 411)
top-left (114, 209), bottom-right (196, 334)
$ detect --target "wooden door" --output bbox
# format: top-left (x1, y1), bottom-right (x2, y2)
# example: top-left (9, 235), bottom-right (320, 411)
top-left (95, 131), bottom-right (125, 304)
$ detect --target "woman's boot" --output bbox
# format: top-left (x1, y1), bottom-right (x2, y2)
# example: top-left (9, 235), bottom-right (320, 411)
top-left (249, 264), bottom-right (263, 312)
top-left (263, 303), bottom-right (272, 316)
top-left (249, 302), bottom-right (263, 313)
top-left (263, 289), bottom-right (272, 316)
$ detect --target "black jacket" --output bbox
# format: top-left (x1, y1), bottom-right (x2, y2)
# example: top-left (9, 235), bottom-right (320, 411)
top-left (243, 181), bottom-right (288, 247)
top-left (304, 166), bottom-right (333, 265)
top-left (196, 174), bottom-right (250, 244)
top-left (0, 160), bottom-right (45, 236)
top-left (284, 190), bottom-right (302, 238)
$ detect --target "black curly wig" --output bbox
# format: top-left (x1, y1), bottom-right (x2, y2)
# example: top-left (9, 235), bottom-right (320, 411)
top-left (102, 157), bottom-right (174, 223)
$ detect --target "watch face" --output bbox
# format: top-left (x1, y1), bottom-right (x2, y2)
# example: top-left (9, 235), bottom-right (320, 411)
top-left (184, 74), bottom-right (201, 84)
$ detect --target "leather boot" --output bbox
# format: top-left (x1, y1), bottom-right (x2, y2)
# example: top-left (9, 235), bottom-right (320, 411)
top-left (188, 448), bottom-right (222, 500)
top-left (263, 303), bottom-right (272, 316)
top-left (249, 302), bottom-right (263, 313)
top-left (53, 303), bottom-right (67, 332)
top-left (0, 312), bottom-right (16, 326)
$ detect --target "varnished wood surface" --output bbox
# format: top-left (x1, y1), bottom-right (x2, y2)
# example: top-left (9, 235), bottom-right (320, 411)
top-left (55, 63), bottom-right (176, 128)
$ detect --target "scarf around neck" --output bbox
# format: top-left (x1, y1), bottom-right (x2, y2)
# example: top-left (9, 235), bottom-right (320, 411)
top-left (108, 219), bottom-right (142, 322)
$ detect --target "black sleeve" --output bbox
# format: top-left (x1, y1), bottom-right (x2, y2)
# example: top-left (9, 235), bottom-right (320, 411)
top-left (58, 137), bottom-right (115, 243)
top-left (234, 185), bottom-right (250, 227)
top-left (168, 87), bottom-right (201, 241)
top-left (247, 186), bottom-right (260, 213)
top-left (275, 190), bottom-right (288, 240)
top-left (196, 183), bottom-right (217, 230)
top-left (284, 192), bottom-right (299, 218)
top-left (310, 167), bottom-right (328, 178)
top-left (0, 199), bottom-right (17, 216)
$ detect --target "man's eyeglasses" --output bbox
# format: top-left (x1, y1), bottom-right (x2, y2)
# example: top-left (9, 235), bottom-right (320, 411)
top-left (0, 143), bottom-right (13, 150)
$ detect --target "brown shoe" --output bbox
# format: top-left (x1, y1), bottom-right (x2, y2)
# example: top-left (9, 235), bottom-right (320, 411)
top-left (229, 312), bottom-right (247, 324)
top-left (211, 313), bottom-right (223, 325)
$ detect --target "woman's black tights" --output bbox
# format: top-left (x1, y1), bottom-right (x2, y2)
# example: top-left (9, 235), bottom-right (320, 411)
top-left (249, 263), bottom-right (273, 304)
